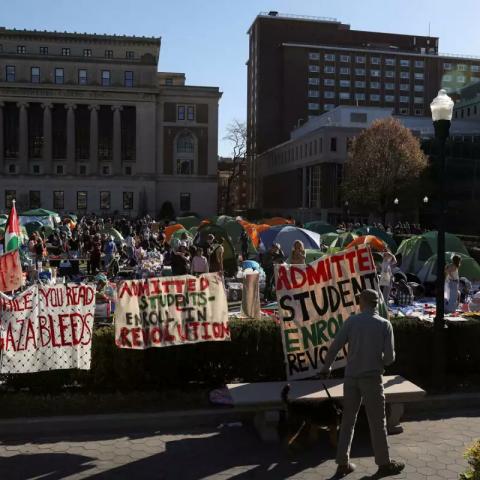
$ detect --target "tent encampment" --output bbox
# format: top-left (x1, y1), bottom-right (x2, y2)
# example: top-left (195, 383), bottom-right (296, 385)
top-left (417, 252), bottom-right (480, 283)
top-left (176, 216), bottom-right (201, 230)
top-left (304, 221), bottom-right (336, 235)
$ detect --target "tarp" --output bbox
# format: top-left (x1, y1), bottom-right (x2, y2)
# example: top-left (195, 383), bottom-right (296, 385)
top-left (355, 226), bottom-right (397, 252)
top-left (417, 252), bottom-right (480, 283)
top-left (259, 226), bottom-right (321, 254)
top-left (304, 221), bottom-right (336, 235)
top-left (177, 216), bottom-right (201, 230)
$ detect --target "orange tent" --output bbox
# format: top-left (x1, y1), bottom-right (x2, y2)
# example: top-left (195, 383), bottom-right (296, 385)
top-left (346, 235), bottom-right (387, 252)
top-left (262, 217), bottom-right (294, 226)
top-left (164, 223), bottom-right (185, 241)
top-left (237, 220), bottom-right (271, 249)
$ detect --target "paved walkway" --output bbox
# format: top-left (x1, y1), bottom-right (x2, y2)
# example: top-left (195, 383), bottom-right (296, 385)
top-left (0, 408), bottom-right (478, 479)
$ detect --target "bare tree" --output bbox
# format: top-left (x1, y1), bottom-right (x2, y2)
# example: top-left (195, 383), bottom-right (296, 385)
top-left (223, 120), bottom-right (246, 214)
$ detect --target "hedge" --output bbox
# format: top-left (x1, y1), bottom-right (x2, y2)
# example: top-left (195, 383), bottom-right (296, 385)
top-left (2, 318), bottom-right (480, 393)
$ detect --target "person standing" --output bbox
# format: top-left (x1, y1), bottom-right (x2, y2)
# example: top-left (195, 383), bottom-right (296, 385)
top-left (191, 247), bottom-right (209, 276)
top-left (209, 237), bottom-right (224, 274)
top-left (261, 243), bottom-right (285, 301)
top-left (379, 252), bottom-right (396, 304)
top-left (320, 289), bottom-right (405, 478)
top-left (240, 230), bottom-right (249, 261)
top-left (445, 254), bottom-right (461, 313)
top-left (289, 240), bottom-right (306, 265)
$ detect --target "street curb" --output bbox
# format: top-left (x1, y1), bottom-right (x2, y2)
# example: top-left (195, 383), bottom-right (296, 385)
top-left (0, 393), bottom-right (478, 436)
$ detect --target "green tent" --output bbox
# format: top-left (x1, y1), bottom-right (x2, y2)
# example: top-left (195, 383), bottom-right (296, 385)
top-left (304, 221), bottom-right (336, 235)
top-left (417, 252), bottom-right (480, 282)
top-left (223, 220), bottom-right (257, 257)
top-left (216, 215), bottom-right (235, 226)
top-left (331, 232), bottom-right (358, 249)
top-left (321, 232), bottom-right (339, 246)
top-left (177, 216), bottom-right (201, 230)
top-left (100, 227), bottom-right (124, 243)
top-left (194, 224), bottom-right (237, 276)
top-left (396, 231), bottom-right (469, 274)
top-left (0, 214), bottom-right (8, 220)
top-left (189, 226), bottom-right (199, 237)
top-left (25, 221), bottom-right (44, 236)
top-left (355, 226), bottom-right (397, 252)
top-left (21, 208), bottom-right (58, 217)
top-left (305, 249), bottom-right (323, 264)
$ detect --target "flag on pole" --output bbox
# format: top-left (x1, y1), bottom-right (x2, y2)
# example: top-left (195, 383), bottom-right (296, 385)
top-left (5, 200), bottom-right (20, 252)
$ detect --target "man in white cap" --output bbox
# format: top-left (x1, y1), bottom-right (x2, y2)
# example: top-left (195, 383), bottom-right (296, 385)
top-left (320, 289), bottom-right (404, 478)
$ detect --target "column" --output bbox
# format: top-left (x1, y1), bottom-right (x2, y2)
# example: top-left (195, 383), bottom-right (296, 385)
top-left (88, 105), bottom-right (99, 174)
top-left (112, 105), bottom-right (123, 175)
top-left (17, 102), bottom-right (29, 173)
top-left (65, 103), bottom-right (76, 174)
top-left (41, 103), bottom-right (52, 173)
top-left (0, 102), bottom-right (4, 173)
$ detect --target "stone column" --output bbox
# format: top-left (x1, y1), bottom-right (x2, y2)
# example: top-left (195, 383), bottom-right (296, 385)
top-left (17, 102), bottom-right (29, 173)
top-left (41, 103), bottom-right (52, 173)
top-left (0, 102), bottom-right (4, 173)
top-left (112, 105), bottom-right (123, 175)
top-left (88, 105), bottom-right (99, 174)
top-left (65, 103), bottom-right (76, 175)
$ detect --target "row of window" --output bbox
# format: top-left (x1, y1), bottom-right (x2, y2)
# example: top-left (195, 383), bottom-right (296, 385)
top-left (6, 164), bottom-right (133, 176)
top-left (455, 105), bottom-right (479, 119)
top-left (308, 79), bottom-right (425, 91)
top-left (308, 52), bottom-right (424, 68)
top-left (308, 65), bottom-right (425, 80)
top-left (14, 45), bottom-right (136, 59)
top-left (177, 105), bottom-right (195, 121)
top-left (308, 93), bottom-right (422, 105)
top-left (5, 65), bottom-right (134, 87)
top-left (313, 105), bottom-right (423, 116)
top-left (444, 63), bottom-right (480, 72)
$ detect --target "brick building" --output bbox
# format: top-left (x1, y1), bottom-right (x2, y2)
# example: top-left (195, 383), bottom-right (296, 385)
top-left (0, 27), bottom-right (221, 216)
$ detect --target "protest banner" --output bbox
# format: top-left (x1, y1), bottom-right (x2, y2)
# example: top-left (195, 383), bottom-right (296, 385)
top-left (0, 283), bottom-right (95, 373)
top-left (115, 273), bottom-right (230, 349)
top-left (0, 250), bottom-right (23, 292)
top-left (275, 245), bottom-right (379, 380)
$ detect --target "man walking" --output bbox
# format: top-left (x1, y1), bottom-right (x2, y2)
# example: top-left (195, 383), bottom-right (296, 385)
top-left (320, 289), bottom-right (405, 478)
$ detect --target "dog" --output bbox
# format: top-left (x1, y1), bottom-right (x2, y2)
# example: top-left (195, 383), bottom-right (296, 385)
top-left (281, 383), bottom-right (343, 451)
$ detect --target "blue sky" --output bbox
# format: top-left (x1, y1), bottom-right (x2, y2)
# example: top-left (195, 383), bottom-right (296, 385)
top-left (4, 0), bottom-right (480, 155)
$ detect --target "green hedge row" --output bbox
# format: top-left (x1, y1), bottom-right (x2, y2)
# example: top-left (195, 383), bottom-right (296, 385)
top-left (3, 319), bottom-right (480, 393)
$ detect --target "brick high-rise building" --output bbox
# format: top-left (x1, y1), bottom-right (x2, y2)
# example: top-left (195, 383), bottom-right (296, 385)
top-left (247, 11), bottom-right (480, 207)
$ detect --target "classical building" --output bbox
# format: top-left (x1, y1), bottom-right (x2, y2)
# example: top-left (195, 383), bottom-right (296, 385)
top-left (0, 27), bottom-right (221, 216)
top-left (247, 11), bottom-right (480, 206)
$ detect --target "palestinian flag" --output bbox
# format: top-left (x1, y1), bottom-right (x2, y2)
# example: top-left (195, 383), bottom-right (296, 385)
top-left (5, 200), bottom-right (20, 252)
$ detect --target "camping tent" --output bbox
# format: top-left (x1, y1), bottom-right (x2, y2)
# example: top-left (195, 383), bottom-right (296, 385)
top-left (322, 232), bottom-right (339, 246)
top-left (164, 223), bottom-right (185, 241)
top-left (20, 208), bottom-right (60, 228)
top-left (304, 221), bottom-right (336, 235)
top-left (262, 217), bottom-right (294, 226)
top-left (259, 225), bottom-right (321, 254)
top-left (330, 232), bottom-right (358, 249)
top-left (417, 252), bottom-right (480, 283)
top-left (223, 220), bottom-right (257, 257)
top-left (177, 216), bottom-right (201, 230)
top-left (100, 227), bottom-right (124, 244)
top-left (397, 232), bottom-right (469, 274)
top-left (355, 226), bottom-right (397, 252)
top-left (216, 215), bottom-right (235, 226)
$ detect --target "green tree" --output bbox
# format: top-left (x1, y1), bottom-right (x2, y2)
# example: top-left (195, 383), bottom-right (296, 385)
top-left (343, 117), bottom-right (428, 222)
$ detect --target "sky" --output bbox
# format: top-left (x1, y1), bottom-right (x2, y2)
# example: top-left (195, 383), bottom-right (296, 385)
top-left (4, 0), bottom-right (480, 156)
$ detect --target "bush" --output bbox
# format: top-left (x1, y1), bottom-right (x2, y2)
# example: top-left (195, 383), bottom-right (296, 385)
top-left (460, 440), bottom-right (480, 480)
top-left (2, 319), bottom-right (480, 393)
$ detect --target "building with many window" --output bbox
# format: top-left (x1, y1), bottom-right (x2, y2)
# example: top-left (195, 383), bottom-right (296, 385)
top-left (247, 11), bottom-right (480, 207)
top-left (0, 27), bottom-right (221, 216)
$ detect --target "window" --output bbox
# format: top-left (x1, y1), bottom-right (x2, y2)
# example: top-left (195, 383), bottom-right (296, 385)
top-left (17, 45), bottom-right (26, 54)
top-left (79, 165), bottom-right (87, 175)
top-left (324, 65), bottom-right (335, 74)
top-left (414, 108), bottom-right (423, 116)
top-left (414, 72), bottom-right (424, 80)
top-left (308, 90), bottom-right (319, 98)
top-left (125, 166), bottom-right (132, 175)
top-left (308, 77), bottom-right (320, 85)
top-left (370, 81), bottom-right (380, 89)
top-left (102, 165), bottom-right (110, 175)
top-left (370, 69), bottom-right (381, 77)
top-left (179, 192), bottom-right (191, 212)
top-left (354, 93), bottom-right (366, 101)
top-left (399, 108), bottom-right (409, 115)
top-left (78, 69), bottom-right (87, 85)
top-left (385, 70), bottom-right (395, 78)
top-left (330, 137), bottom-right (337, 151)
top-left (77, 191), bottom-right (87, 210)
top-left (55, 68), bottom-right (64, 84)
top-left (356, 56), bottom-right (365, 63)
top-left (177, 105), bottom-right (185, 120)
top-left (177, 132), bottom-right (194, 153)
top-left (339, 92), bottom-right (350, 100)
top-left (83, 49), bottom-right (92, 57)
top-left (324, 91), bottom-right (335, 99)
top-left (355, 80), bottom-right (366, 88)
top-left (187, 105), bottom-right (195, 121)
top-left (101, 70), bottom-right (111, 86)
top-left (371, 57), bottom-right (380, 64)
top-left (385, 95), bottom-right (395, 102)
top-left (56, 165), bottom-right (64, 174)
top-left (400, 71), bottom-right (410, 79)
top-left (40, 46), bottom-right (48, 55)
top-left (31, 67), bottom-right (40, 83)
top-left (414, 97), bottom-right (424, 104)
top-left (339, 80), bottom-right (350, 87)
top-left (123, 192), bottom-right (133, 210)
top-left (165, 77), bottom-right (173, 85)
top-left (324, 53), bottom-right (335, 61)
top-left (385, 58), bottom-right (395, 66)
top-left (32, 164), bottom-right (40, 174)
top-left (340, 67), bottom-right (350, 75)
top-left (370, 94), bottom-right (380, 101)
top-left (308, 103), bottom-right (320, 110)
top-left (458, 64), bottom-right (467, 71)
top-left (400, 95), bottom-right (410, 103)
top-left (100, 191), bottom-right (111, 210)
top-left (308, 65), bottom-right (320, 73)
top-left (457, 75), bottom-right (466, 83)
top-left (385, 82), bottom-right (395, 90)
top-left (62, 48), bottom-right (70, 56)
top-left (53, 191), bottom-right (64, 210)
top-left (400, 59), bottom-right (410, 67)
top-left (414, 84), bottom-right (424, 92)
top-left (355, 68), bottom-right (365, 76)
top-left (324, 78), bottom-right (335, 86)
top-left (443, 74), bottom-right (452, 82)
top-left (400, 83), bottom-right (410, 91)
top-left (6, 65), bottom-right (15, 82)
top-left (444, 63), bottom-right (452, 70)
top-left (105, 50), bottom-right (114, 59)
top-left (29, 191), bottom-right (40, 208)
top-left (5, 190), bottom-right (16, 209)
top-left (471, 65), bottom-right (480, 72)
top-left (126, 51), bottom-right (134, 59)
top-left (308, 52), bottom-right (320, 60)
top-left (415, 60), bottom-right (424, 68)
top-left (8, 164), bottom-right (16, 174)
top-left (340, 55), bottom-right (350, 62)
top-left (124, 70), bottom-right (133, 87)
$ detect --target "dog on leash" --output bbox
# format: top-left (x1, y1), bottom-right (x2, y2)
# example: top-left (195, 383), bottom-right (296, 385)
top-left (281, 383), bottom-right (343, 451)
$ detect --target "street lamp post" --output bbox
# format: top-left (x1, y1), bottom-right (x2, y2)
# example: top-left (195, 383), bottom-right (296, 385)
top-left (422, 196), bottom-right (429, 229)
top-left (430, 89), bottom-right (454, 388)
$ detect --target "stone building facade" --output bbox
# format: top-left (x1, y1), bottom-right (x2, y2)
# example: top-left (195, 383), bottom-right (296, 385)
top-left (0, 27), bottom-right (221, 217)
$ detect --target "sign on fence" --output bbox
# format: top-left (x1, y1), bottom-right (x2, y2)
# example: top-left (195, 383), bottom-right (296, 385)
top-left (0, 250), bottom-right (23, 292)
top-left (276, 245), bottom-right (378, 380)
top-left (115, 273), bottom-right (230, 349)
top-left (0, 283), bottom-right (95, 373)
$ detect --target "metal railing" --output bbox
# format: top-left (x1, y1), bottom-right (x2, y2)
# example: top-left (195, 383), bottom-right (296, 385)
top-left (258, 12), bottom-right (338, 23)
